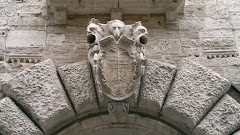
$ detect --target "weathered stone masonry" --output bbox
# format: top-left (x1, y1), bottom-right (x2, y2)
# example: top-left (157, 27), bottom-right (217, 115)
top-left (0, 58), bottom-right (239, 135)
top-left (0, 0), bottom-right (240, 87)
top-left (0, 0), bottom-right (240, 135)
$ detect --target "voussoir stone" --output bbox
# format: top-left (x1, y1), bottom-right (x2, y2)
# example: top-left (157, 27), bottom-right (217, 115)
top-left (0, 97), bottom-right (43, 135)
top-left (58, 61), bottom-right (99, 117)
top-left (193, 94), bottom-right (240, 135)
top-left (138, 59), bottom-right (176, 115)
top-left (2, 59), bottom-right (76, 134)
top-left (161, 58), bottom-right (231, 131)
top-left (233, 130), bottom-right (240, 135)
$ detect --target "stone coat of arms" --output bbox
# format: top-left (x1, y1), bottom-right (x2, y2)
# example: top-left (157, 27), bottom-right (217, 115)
top-left (87, 19), bottom-right (148, 101)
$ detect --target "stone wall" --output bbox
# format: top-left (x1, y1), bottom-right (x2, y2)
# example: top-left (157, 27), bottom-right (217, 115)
top-left (1, 59), bottom-right (239, 135)
top-left (1, 0), bottom-right (240, 87)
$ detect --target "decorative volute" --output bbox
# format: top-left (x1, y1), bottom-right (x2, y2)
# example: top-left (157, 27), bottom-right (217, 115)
top-left (87, 18), bottom-right (148, 101)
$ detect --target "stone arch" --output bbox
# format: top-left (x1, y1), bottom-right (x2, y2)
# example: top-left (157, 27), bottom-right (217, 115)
top-left (0, 58), bottom-right (240, 135)
top-left (54, 113), bottom-right (184, 135)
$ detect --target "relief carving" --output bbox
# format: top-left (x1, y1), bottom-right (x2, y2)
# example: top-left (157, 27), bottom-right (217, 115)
top-left (87, 18), bottom-right (148, 101)
top-left (108, 102), bottom-right (129, 123)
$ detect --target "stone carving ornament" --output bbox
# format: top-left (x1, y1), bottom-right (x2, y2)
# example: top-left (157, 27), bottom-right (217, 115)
top-left (87, 18), bottom-right (148, 101)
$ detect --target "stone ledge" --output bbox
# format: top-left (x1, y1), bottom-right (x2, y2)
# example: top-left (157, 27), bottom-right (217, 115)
top-left (0, 97), bottom-right (43, 135)
top-left (2, 59), bottom-right (76, 134)
top-left (161, 58), bottom-right (231, 131)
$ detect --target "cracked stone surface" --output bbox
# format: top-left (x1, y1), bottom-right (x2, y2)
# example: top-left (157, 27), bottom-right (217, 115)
top-left (2, 59), bottom-right (75, 134)
top-left (58, 61), bottom-right (99, 117)
top-left (0, 97), bottom-right (43, 135)
top-left (138, 59), bottom-right (176, 116)
top-left (161, 58), bottom-right (231, 131)
top-left (193, 94), bottom-right (240, 135)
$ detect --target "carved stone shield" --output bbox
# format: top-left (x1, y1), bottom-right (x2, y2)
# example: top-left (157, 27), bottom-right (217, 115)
top-left (87, 19), bottom-right (147, 102)
top-left (100, 46), bottom-right (137, 100)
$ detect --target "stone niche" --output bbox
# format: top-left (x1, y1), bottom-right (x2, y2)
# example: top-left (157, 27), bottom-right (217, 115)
top-left (47, 0), bottom-right (185, 25)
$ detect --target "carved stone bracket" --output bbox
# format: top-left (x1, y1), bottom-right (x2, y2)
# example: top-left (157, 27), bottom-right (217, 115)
top-left (108, 102), bottom-right (129, 123)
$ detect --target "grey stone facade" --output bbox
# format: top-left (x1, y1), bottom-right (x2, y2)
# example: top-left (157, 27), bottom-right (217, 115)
top-left (0, 58), bottom-right (239, 135)
top-left (0, 0), bottom-right (240, 135)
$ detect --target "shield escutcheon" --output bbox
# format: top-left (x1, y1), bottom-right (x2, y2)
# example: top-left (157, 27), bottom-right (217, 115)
top-left (100, 46), bottom-right (137, 100)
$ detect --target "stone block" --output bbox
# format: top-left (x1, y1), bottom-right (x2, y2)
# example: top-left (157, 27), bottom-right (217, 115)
top-left (0, 73), bottom-right (12, 100)
top-left (204, 18), bottom-right (232, 30)
top-left (162, 58), bottom-right (231, 130)
top-left (6, 30), bottom-right (46, 48)
top-left (206, 5), bottom-right (229, 19)
top-left (199, 30), bottom-right (234, 38)
top-left (8, 16), bottom-right (46, 26)
top-left (157, 39), bottom-right (181, 55)
top-left (0, 61), bottom-right (11, 73)
top-left (193, 95), bottom-right (240, 135)
top-left (166, 11), bottom-right (178, 22)
top-left (134, 115), bottom-right (181, 135)
top-left (56, 122), bottom-right (84, 135)
top-left (230, 12), bottom-right (240, 29)
top-left (47, 34), bottom-right (65, 46)
top-left (58, 61), bottom-right (99, 117)
top-left (0, 3), bottom-right (16, 17)
top-left (233, 130), bottom-right (240, 135)
top-left (111, 8), bottom-right (122, 20)
top-left (2, 59), bottom-right (76, 134)
top-left (198, 38), bottom-right (235, 47)
top-left (0, 17), bottom-right (7, 25)
top-left (138, 59), bottom-right (176, 116)
top-left (179, 19), bottom-right (204, 31)
top-left (0, 97), bottom-right (43, 135)
top-left (16, 4), bottom-right (44, 15)
top-left (54, 9), bottom-right (66, 25)
top-left (81, 116), bottom-right (105, 130)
